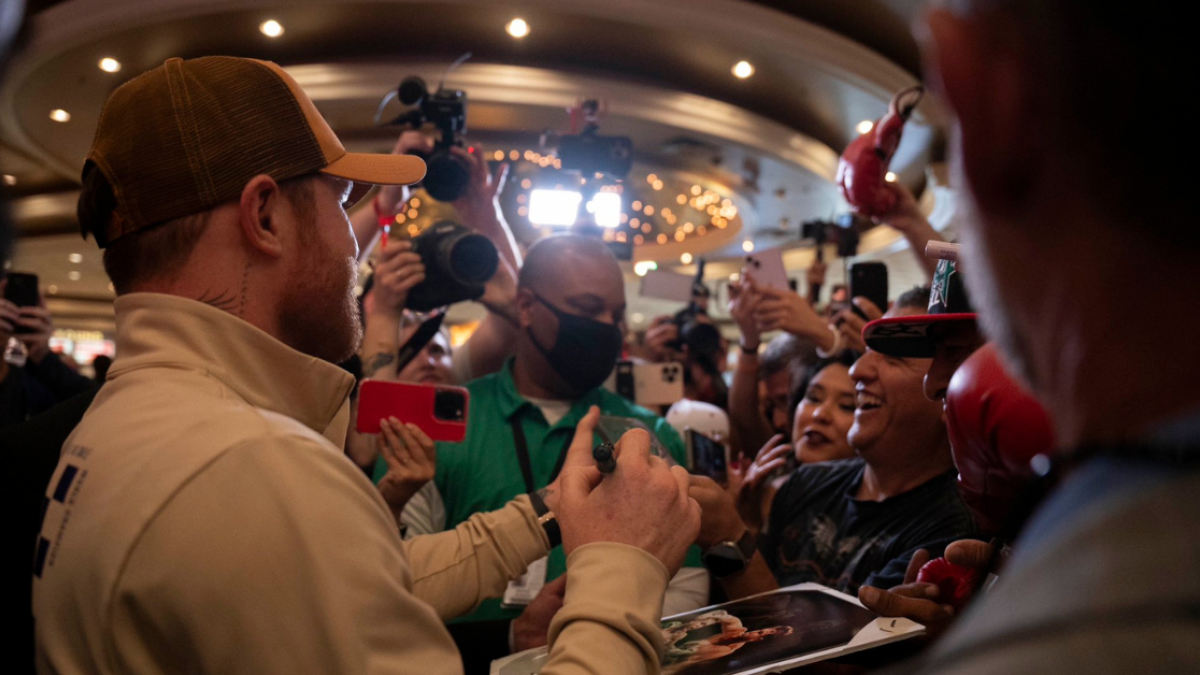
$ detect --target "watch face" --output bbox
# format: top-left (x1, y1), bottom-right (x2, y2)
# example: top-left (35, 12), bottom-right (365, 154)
top-left (702, 544), bottom-right (747, 578)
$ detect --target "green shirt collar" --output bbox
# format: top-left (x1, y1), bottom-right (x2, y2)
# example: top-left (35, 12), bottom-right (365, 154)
top-left (496, 357), bottom-right (609, 430)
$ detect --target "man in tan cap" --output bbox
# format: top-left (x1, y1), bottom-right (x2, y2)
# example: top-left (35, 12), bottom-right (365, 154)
top-left (32, 56), bottom-right (699, 674)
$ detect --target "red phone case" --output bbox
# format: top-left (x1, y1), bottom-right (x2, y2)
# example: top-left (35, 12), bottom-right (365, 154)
top-left (356, 380), bottom-right (469, 442)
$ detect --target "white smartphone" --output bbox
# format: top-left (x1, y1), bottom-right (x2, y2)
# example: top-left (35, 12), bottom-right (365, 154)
top-left (607, 360), bottom-right (685, 406)
top-left (743, 247), bottom-right (790, 292)
top-left (639, 269), bottom-right (696, 303)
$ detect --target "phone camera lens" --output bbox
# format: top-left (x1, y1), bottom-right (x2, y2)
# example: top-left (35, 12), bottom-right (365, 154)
top-left (434, 389), bottom-right (466, 421)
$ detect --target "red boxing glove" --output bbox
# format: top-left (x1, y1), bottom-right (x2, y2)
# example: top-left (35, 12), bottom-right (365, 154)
top-left (946, 344), bottom-right (1056, 536)
top-left (916, 557), bottom-right (981, 615)
top-left (836, 86), bottom-right (923, 216)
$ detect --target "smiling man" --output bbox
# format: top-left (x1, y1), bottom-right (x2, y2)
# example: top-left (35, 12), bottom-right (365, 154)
top-left (689, 328), bottom-right (978, 599)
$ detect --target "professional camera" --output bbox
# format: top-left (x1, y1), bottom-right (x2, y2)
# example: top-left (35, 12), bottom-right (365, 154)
top-left (667, 259), bottom-right (722, 358)
top-left (557, 100), bottom-right (633, 179)
top-left (405, 221), bottom-right (500, 312)
top-left (392, 76), bottom-right (471, 202)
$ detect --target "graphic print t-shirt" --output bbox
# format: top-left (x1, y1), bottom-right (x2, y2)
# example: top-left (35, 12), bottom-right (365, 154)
top-left (760, 458), bottom-right (977, 593)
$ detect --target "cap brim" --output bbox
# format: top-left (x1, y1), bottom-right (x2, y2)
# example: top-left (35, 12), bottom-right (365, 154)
top-left (321, 152), bottom-right (427, 187)
top-left (862, 313), bottom-right (977, 358)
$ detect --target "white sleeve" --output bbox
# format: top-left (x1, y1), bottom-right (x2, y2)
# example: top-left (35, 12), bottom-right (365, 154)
top-left (662, 567), bottom-right (710, 617)
top-left (400, 482), bottom-right (446, 538)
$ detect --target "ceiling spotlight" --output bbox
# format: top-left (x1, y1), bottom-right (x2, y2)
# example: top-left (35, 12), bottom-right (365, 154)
top-left (681, 253), bottom-right (693, 264)
top-left (68, 271), bottom-right (81, 281)
top-left (2, 174), bottom-right (15, 186)
top-left (742, 240), bottom-right (755, 253)
top-left (885, 172), bottom-right (897, 183)
top-left (49, 109), bottom-right (71, 123)
top-left (506, 18), bottom-right (530, 38)
top-left (856, 120), bottom-right (874, 135)
top-left (732, 61), bottom-right (755, 79)
top-left (68, 253), bottom-right (83, 263)
top-left (98, 57), bottom-right (121, 73)
top-left (260, 19), bottom-right (284, 38)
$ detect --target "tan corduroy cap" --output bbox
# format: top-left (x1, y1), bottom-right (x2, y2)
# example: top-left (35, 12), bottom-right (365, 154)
top-left (82, 56), bottom-right (425, 246)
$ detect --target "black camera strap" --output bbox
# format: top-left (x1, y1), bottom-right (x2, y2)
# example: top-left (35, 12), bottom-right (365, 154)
top-left (510, 417), bottom-right (573, 494)
top-left (394, 310), bottom-right (446, 373)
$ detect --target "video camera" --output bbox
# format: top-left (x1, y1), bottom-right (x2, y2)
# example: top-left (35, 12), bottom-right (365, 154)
top-left (391, 75), bottom-right (471, 202)
top-left (557, 100), bottom-right (633, 179)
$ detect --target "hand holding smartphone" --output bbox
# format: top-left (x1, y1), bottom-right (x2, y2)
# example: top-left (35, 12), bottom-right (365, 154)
top-left (848, 262), bottom-right (888, 321)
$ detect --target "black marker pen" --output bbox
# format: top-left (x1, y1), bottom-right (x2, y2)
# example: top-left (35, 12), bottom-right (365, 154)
top-left (593, 442), bottom-right (616, 474)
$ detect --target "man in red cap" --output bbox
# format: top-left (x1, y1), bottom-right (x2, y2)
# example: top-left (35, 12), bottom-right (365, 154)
top-left (857, 259), bottom-right (1055, 635)
top-left (32, 56), bottom-right (700, 675)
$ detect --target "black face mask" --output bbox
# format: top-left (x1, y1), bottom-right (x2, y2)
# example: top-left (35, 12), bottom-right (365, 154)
top-left (528, 294), bottom-right (624, 392)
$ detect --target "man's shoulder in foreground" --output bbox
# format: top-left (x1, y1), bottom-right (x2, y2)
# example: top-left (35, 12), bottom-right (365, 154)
top-left (908, 459), bottom-right (1200, 674)
top-left (34, 368), bottom-right (413, 673)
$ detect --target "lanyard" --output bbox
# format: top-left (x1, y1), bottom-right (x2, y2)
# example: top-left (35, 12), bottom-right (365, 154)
top-left (510, 416), bottom-right (574, 494)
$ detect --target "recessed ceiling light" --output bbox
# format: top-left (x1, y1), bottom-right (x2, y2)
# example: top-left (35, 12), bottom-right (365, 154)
top-left (680, 252), bottom-right (693, 264)
top-left (506, 18), bottom-right (530, 38)
top-left (2, 174), bottom-right (15, 186)
top-left (885, 172), bottom-right (897, 183)
top-left (742, 240), bottom-right (755, 252)
top-left (732, 61), bottom-right (755, 79)
top-left (260, 19), bottom-right (284, 38)
top-left (48, 284), bottom-right (58, 294)
top-left (68, 253), bottom-right (83, 263)
top-left (856, 120), bottom-right (874, 135)
top-left (68, 271), bottom-right (82, 281)
top-left (50, 109), bottom-right (71, 123)
top-left (98, 57), bottom-right (121, 73)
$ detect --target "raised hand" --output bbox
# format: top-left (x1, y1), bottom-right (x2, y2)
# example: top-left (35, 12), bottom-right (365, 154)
top-left (727, 279), bottom-right (762, 349)
top-left (375, 419), bottom-right (438, 521)
top-left (834, 297), bottom-right (884, 353)
top-left (753, 286), bottom-right (835, 352)
top-left (727, 435), bottom-right (791, 534)
top-left (370, 240), bottom-right (425, 315)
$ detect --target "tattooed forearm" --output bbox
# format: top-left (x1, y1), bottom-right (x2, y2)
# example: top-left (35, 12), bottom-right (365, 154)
top-left (363, 352), bottom-right (397, 375)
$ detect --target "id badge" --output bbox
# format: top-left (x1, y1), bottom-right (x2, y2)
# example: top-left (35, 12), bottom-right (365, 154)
top-left (501, 556), bottom-right (548, 608)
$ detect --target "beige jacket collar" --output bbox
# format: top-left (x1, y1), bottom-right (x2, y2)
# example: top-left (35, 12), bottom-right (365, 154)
top-left (108, 293), bottom-right (355, 445)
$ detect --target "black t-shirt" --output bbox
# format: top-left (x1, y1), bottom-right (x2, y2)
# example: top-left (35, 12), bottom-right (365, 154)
top-left (761, 457), bottom-right (978, 594)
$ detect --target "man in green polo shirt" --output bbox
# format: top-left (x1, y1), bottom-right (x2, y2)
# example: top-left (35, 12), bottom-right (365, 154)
top-left (377, 235), bottom-right (707, 671)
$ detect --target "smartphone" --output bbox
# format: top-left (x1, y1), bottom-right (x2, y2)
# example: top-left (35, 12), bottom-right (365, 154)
top-left (849, 261), bottom-right (888, 320)
top-left (3, 272), bottom-right (39, 334)
top-left (687, 429), bottom-right (728, 484)
top-left (596, 415), bottom-right (673, 462)
top-left (609, 360), bottom-right (684, 406)
top-left (356, 379), bottom-right (469, 442)
top-left (743, 247), bottom-right (790, 292)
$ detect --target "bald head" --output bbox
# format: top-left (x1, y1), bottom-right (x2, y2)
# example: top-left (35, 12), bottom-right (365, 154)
top-left (519, 235), bottom-right (622, 295)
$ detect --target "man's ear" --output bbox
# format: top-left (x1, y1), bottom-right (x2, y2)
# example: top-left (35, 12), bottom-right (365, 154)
top-left (238, 174), bottom-right (285, 258)
top-left (516, 288), bottom-right (536, 329)
top-left (923, 9), bottom-right (1037, 220)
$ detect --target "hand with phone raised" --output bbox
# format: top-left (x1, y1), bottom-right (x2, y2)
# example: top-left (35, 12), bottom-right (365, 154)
top-left (555, 425), bottom-right (701, 575)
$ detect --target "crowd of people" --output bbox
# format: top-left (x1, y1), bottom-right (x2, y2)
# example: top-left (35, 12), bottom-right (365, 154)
top-left (3, 1), bottom-right (1196, 673)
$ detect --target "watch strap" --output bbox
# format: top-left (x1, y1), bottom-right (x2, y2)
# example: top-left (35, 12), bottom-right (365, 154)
top-left (527, 491), bottom-right (562, 549)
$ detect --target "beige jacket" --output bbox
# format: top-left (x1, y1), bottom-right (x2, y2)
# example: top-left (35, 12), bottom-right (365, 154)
top-left (33, 294), bottom-right (669, 674)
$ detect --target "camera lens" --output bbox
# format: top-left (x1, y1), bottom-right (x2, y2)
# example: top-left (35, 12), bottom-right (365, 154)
top-left (424, 150), bottom-right (471, 202)
top-left (445, 232), bottom-right (499, 285)
top-left (434, 389), bottom-right (467, 422)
